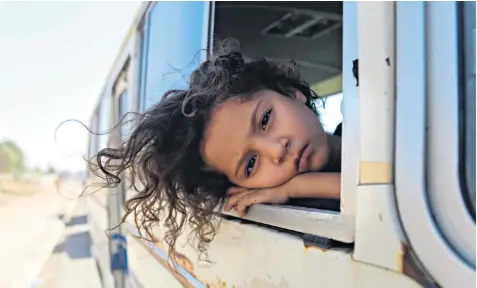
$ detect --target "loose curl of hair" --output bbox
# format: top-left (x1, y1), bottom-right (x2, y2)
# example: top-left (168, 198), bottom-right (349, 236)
top-left (89, 38), bottom-right (319, 262)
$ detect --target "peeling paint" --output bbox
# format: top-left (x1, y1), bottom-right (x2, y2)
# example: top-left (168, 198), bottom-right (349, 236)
top-left (148, 237), bottom-right (196, 279)
top-left (171, 249), bottom-right (197, 279)
top-left (397, 243), bottom-right (405, 273)
top-left (205, 278), bottom-right (229, 288)
top-left (124, 218), bottom-right (422, 288)
top-left (153, 240), bottom-right (235, 288)
top-left (400, 244), bottom-right (438, 288)
top-left (132, 236), bottom-right (197, 288)
top-left (303, 243), bottom-right (328, 253)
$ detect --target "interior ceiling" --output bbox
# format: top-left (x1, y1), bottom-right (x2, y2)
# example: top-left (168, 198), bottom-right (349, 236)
top-left (214, 2), bottom-right (343, 86)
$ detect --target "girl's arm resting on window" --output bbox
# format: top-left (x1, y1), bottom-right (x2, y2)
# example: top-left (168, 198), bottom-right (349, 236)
top-left (287, 172), bottom-right (341, 200)
top-left (224, 172), bottom-right (340, 216)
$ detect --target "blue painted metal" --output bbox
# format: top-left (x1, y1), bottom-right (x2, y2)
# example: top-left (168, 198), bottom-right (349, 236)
top-left (110, 233), bottom-right (129, 274)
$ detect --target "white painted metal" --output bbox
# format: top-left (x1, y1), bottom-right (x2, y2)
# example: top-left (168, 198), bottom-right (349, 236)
top-left (353, 1), bottom-right (405, 273)
top-left (395, 2), bottom-right (475, 288)
top-left (354, 185), bottom-right (404, 272)
top-left (221, 205), bottom-right (354, 243)
top-left (425, 1), bottom-right (476, 266)
top-left (357, 2), bottom-right (395, 170)
top-left (129, 217), bottom-right (421, 288)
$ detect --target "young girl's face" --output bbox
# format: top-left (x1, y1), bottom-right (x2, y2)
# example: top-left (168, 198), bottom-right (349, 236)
top-left (201, 89), bottom-right (330, 189)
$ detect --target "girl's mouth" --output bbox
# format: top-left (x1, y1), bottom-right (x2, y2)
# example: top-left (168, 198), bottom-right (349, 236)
top-left (295, 144), bottom-right (312, 173)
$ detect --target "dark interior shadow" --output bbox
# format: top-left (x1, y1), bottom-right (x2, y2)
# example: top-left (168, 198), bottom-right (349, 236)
top-left (66, 215), bottom-right (88, 226)
top-left (63, 231), bottom-right (92, 259)
top-left (51, 231), bottom-right (92, 259)
top-left (51, 213), bottom-right (93, 259)
top-left (52, 241), bottom-right (65, 254)
top-left (286, 198), bottom-right (340, 211)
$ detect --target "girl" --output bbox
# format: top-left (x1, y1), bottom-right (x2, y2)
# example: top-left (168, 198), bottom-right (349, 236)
top-left (91, 38), bottom-right (341, 258)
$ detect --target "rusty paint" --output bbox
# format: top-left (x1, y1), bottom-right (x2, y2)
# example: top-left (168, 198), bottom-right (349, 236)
top-left (303, 243), bottom-right (328, 253)
top-left (396, 242), bottom-right (405, 273)
top-left (400, 243), bottom-right (438, 288)
top-left (148, 237), bottom-right (199, 280)
top-left (151, 239), bottom-right (235, 288)
top-left (170, 249), bottom-right (197, 279)
top-left (126, 226), bottom-right (238, 288)
top-left (205, 278), bottom-right (229, 288)
top-left (125, 227), bottom-right (210, 288)
top-left (302, 234), bottom-right (333, 253)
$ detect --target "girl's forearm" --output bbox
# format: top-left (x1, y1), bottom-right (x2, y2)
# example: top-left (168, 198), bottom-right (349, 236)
top-left (287, 172), bottom-right (341, 199)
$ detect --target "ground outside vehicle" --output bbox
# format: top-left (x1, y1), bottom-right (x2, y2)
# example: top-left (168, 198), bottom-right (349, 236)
top-left (86, 2), bottom-right (476, 287)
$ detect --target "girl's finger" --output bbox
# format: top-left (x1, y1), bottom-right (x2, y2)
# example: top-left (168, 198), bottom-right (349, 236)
top-left (235, 189), bottom-right (272, 217)
top-left (224, 189), bottom-right (255, 211)
top-left (227, 186), bottom-right (248, 195)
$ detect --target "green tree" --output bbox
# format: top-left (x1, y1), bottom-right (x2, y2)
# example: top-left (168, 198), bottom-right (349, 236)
top-left (0, 140), bottom-right (25, 173)
top-left (47, 165), bottom-right (56, 174)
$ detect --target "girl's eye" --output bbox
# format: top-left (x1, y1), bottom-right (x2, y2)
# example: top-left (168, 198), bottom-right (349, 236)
top-left (245, 155), bottom-right (257, 177)
top-left (260, 109), bottom-right (272, 131)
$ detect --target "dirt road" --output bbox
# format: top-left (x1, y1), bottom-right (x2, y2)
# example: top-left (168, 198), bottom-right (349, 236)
top-left (0, 175), bottom-right (78, 288)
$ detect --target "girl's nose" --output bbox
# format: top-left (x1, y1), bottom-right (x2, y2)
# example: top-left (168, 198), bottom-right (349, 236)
top-left (254, 136), bottom-right (289, 165)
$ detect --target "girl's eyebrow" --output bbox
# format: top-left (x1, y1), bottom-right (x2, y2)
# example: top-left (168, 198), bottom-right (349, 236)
top-left (233, 98), bottom-right (264, 179)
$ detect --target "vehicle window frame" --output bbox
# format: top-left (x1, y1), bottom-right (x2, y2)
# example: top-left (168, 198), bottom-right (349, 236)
top-left (458, 1), bottom-right (476, 219)
top-left (118, 89), bottom-right (129, 140)
top-left (136, 21), bottom-right (146, 113)
top-left (88, 109), bottom-right (100, 160)
top-left (139, 1), bottom-right (209, 111)
top-left (130, 0), bottom-right (213, 197)
top-left (97, 92), bottom-right (112, 150)
top-left (215, 2), bottom-right (358, 244)
top-left (138, 10), bottom-right (149, 113)
top-left (425, 1), bottom-right (476, 267)
top-left (395, 2), bottom-right (475, 287)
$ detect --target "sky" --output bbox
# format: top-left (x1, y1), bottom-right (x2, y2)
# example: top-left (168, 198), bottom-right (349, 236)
top-left (0, 2), bottom-right (141, 172)
top-left (316, 94), bottom-right (343, 133)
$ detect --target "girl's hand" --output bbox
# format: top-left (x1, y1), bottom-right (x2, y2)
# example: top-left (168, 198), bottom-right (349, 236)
top-left (223, 183), bottom-right (291, 217)
top-left (222, 172), bottom-right (341, 217)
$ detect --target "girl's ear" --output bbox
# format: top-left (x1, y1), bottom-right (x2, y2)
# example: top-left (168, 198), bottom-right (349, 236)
top-left (292, 90), bottom-right (307, 104)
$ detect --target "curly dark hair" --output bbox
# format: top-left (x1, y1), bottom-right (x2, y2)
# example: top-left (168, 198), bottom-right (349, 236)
top-left (89, 38), bottom-right (319, 262)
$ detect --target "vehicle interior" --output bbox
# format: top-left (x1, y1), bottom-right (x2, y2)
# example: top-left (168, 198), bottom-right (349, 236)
top-left (213, 2), bottom-right (344, 211)
top-left (214, 1), bottom-right (343, 98)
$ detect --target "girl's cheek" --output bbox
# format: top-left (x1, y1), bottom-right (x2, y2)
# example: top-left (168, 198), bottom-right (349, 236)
top-left (261, 167), bottom-right (295, 188)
